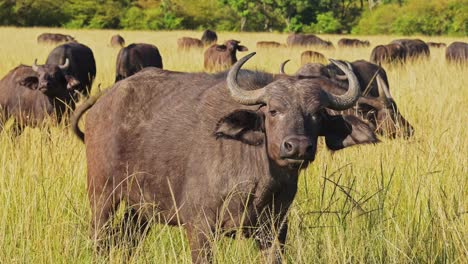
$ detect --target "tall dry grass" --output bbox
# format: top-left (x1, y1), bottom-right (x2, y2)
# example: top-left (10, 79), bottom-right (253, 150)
top-left (0, 27), bottom-right (467, 263)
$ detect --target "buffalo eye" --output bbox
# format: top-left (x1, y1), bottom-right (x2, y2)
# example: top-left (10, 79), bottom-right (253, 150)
top-left (269, 110), bottom-right (278, 117)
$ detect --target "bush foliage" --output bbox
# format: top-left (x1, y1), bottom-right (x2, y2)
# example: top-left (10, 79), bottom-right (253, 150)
top-left (0, 0), bottom-right (466, 35)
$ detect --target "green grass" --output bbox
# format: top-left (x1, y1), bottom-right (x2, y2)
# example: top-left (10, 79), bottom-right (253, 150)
top-left (0, 27), bottom-right (467, 263)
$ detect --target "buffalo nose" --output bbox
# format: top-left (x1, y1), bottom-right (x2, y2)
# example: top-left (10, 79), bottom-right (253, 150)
top-left (280, 136), bottom-right (314, 160)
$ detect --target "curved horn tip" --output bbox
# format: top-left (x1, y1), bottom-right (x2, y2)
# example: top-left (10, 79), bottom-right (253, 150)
top-left (279, 59), bottom-right (290, 74)
top-left (32, 59), bottom-right (39, 71)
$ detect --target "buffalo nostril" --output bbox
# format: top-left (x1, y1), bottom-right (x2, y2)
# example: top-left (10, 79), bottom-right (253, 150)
top-left (284, 141), bottom-right (293, 152)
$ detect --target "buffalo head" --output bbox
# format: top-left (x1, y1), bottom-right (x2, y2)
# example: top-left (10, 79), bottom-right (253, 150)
top-left (216, 53), bottom-right (377, 168)
top-left (217, 40), bottom-right (248, 53)
top-left (21, 59), bottom-right (80, 96)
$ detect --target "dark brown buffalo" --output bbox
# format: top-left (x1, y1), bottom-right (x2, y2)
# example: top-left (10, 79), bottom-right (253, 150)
top-left (390, 39), bottom-right (430, 59)
top-left (201, 29), bottom-right (218, 46)
top-left (177, 37), bottom-right (204, 50)
top-left (72, 53), bottom-right (377, 263)
top-left (370, 43), bottom-right (407, 64)
top-left (286, 33), bottom-right (333, 48)
top-left (0, 63), bottom-right (78, 131)
top-left (301, 50), bottom-right (327, 64)
top-left (45, 42), bottom-right (96, 98)
top-left (256, 41), bottom-right (284, 48)
top-left (281, 59), bottom-right (414, 138)
top-left (37, 33), bottom-right (76, 44)
top-left (427, 42), bottom-right (446, 48)
top-left (338, 38), bottom-right (370, 47)
top-left (115, 43), bottom-right (163, 82)
top-left (204, 40), bottom-right (248, 72)
top-left (110, 34), bottom-right (125, 47)
top-left (445, 42), bottom-right (468, 63)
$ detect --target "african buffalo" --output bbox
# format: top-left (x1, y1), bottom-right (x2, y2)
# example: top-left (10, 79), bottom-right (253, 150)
top-left (45, 42), bottom-right (96, 98)
top-left (390, 39), bottom-right (430, 59)
top-left (37, 33), bottom-right (75, 44)
top-left (256, 41), bottom-right (284, 48)
top-left (301, 50), bottom-right (327, 64)
top-left (204, 40), bottom-right (248, 72)
top-left (370, 43), bottom-right (407, 64)
top-left (110, 34), bottom-right (125, 47)
top-left (281, 60), bottom-right (414, 138)
top-left (115, 43), bottom-right (163, 82)
top-left (427, 42), bottom-right (446, 48)
top-left (338, 38), bottom-right (370, 47)
top-left (0, 62), bottom-right (78, 131)
top-left (445, 42), bottom-right (468, 63)
top-left (286, 33), bottom-right (333, 48)
top-left (72, 53), bottom-right (377, 263)
top-left (201, 29), bottom-right (218, 46)
top-left (177, 37), bottom-right (204, 50)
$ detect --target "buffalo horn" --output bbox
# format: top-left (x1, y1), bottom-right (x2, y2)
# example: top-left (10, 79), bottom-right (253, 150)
top-left (59, 58), bottom-right (70, 70)
top-left (227, 52), bottom-right (266, 105)
top-left (279, 59), bottom-right (290, 74)
top-left (323, 59), bottom-right (361, 110)
top-left (32, 59), bottom-right (39, 72)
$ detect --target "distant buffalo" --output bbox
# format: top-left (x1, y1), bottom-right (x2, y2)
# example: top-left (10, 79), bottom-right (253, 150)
top-left (110, 34), bottom-right (125, 47)
top-left (445, 42), bottom-right (468, 63)
top-left (0, 62), bottom-right (78, 131)
top-left (46, 42), bottom-right (96, 98)
top-left (390, 39), bottom-right (430, 59)
top-left (338, 38), bottom-right (370, 47)
top-left (301, 50), bottom-right (327, 64)
top-left (287, 33), bottom-right (333, 48)
top-left (201, 29), bottom-right (218, 46)
top-left (177, 37), bottom-right (204, 50)
top-left (37, 33), bottom-right (76, 44)
top-left (204, 40), bottom-right (248, 72)
top-left (427, 42), bottom-right (446, 48)
top-left (256, 41), bottom-right (284, 48)
top-left (115, 43), bottom-right (163, 82)
top-left (370, 43), bottom-right (407, 64)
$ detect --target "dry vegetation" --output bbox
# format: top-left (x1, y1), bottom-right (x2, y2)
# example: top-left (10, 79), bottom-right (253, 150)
top-left (0, 27), bottom-right (467, 263)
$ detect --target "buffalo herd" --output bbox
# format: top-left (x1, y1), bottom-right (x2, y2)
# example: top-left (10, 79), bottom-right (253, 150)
top-left (0, 29), bottom-right (466, 263)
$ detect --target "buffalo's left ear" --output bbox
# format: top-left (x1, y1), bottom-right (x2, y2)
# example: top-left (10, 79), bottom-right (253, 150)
top-left (19, 76), bottom-right (39, 89)
top-left (237, 45), bottom-right (248, 52)
top-left (214, 109), bottom-right (264, 145)
top-left (320, 112), bottom-right (379, 151)
top-left (65, 75), bottom-right (80, 90)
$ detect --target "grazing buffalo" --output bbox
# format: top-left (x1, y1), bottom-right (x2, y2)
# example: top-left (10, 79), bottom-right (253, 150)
top-left (204, 40), bottom-right (248, 72)
top-left (281, 60), bottom-right (414, 138)
top-left (115, 43), bottom-right (163, 82)
top-left (445, 42), bottom-right (468, 63)
top-left (37, 33), bottom-right (75, 44)
top-left (110, 34), bottom-right (125, 47)
top-left (370, 43), bottom-right (407, 64)
top-left (427, 42), bottom-right (446, 48)
top-left (0, 62), bottom-right (78, 131)
top-left (177, 37), bottom-right (204, 50)
top-left (256, 41), bottom-right (284, 48)
top-left (72, 53), bottom-right (377, 263)
top-left (201, 29), bottom-right (218, 46)
top-left (390, 39), bottom-right (430, 59)
top-left (338, 38), bottom-right (370, 47)
top-left (301, 50), bottom-right (327, 64)
top-left (286, 33), bottom-right (333, 48)
top-left (46, 42), bottom-right (96, 98)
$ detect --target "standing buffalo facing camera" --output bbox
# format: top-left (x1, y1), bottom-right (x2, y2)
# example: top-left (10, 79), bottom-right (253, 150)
top-left (204, 40), bottom-right (248, 72)
top-left (72, 53), bottom-right (378, 263)
top-left (115, 43), bottom-right (163, 82)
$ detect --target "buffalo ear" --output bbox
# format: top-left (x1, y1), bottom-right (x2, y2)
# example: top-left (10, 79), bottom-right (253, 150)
top-left (65, 75), bottom-right (80, 90)
top-left (19, 76), bottom-right (39, 89)
top-left (215, 45), bottom-right (227, 52)
top-left (237, 45), bottom-right (248, 52)
top-left (214, 110), bottom-right (264, 146)
top-left (320, 112), bottom-right (379, 151)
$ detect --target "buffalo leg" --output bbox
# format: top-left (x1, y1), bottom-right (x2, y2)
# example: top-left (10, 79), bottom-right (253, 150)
top-left (185, 224), bottom-right (213, 264)
top-left (256, 219), bottom-right (288, 264)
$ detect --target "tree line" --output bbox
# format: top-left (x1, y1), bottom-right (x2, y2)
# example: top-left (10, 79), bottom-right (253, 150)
top-left (0, 0), bottom-right (466, 35)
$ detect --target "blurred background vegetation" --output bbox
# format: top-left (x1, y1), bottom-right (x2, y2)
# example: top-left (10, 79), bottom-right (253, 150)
top-left (0, 0), bottom-right (466, 35)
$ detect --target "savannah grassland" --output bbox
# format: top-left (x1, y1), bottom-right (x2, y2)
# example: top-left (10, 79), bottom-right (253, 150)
top-left (0, 27), bottom-right (467, 263)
